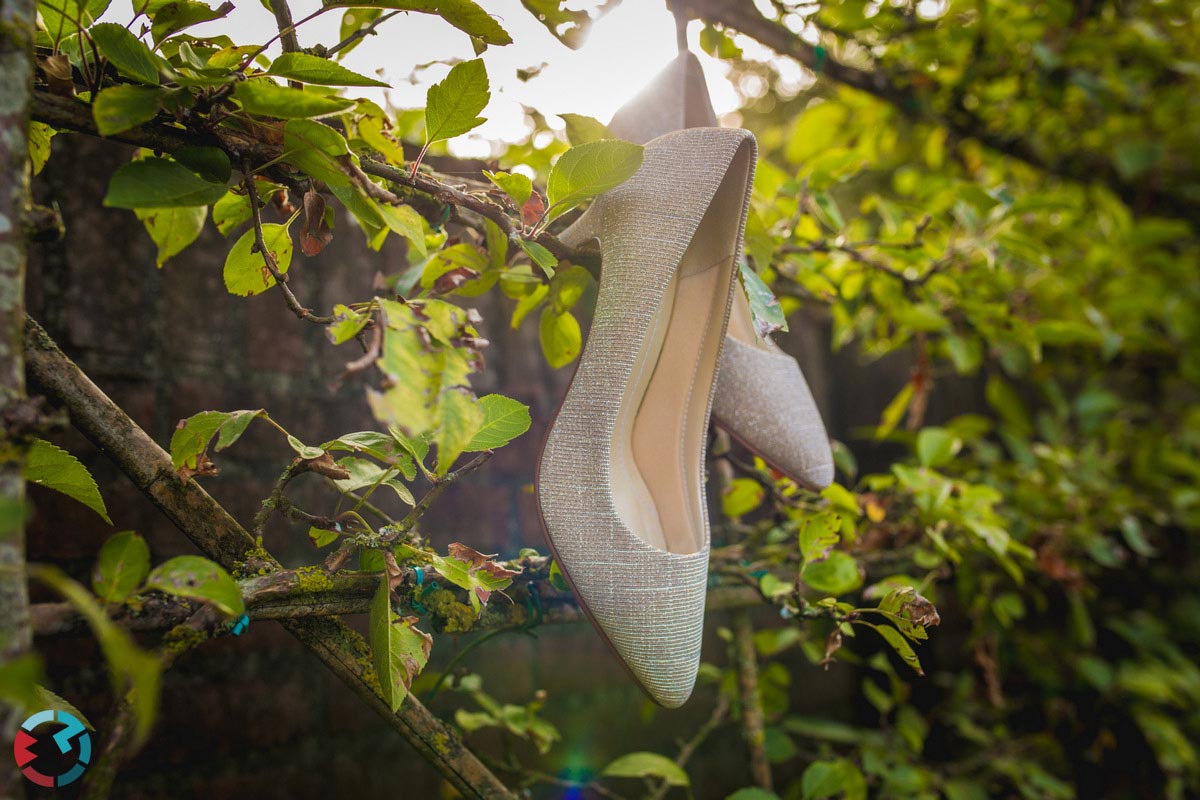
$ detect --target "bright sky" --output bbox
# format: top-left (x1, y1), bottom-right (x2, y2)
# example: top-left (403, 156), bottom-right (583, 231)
top-left (106, 0), bottom-right (760, 157)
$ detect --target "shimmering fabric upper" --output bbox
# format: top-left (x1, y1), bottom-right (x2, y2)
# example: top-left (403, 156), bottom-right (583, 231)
top-left (538, 128), bottom-right (756, 708)
top-left (712, 336), bottom-right (834, 489)
top-left (570, 52), bottom-right (834, 490)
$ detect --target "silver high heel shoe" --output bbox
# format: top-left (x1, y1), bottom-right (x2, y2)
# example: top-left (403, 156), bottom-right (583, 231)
top-left (537, 127), bottom-right (756, 707)
top-left (560, 52), bottom-right (834, 489)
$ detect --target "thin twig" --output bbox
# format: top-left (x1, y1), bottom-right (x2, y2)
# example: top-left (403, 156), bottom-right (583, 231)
top-left (326, 9), bottom-right (401, 56)
top-left (242, 163), bottom-right (335, 324)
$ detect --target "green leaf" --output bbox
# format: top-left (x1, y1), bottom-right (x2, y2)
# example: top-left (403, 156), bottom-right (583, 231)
top-left (985, 374), bottom-right (1033, 437)
top-left (369, 579), bottom-right (432, 711)
top-left (538, 307), bottom-right (581, 368)
top-left (726, 790), bottom-right (782, 800)
top-left (424, 58), bottom-right (490, 145)
top-left (92, 530), bottom-right (150, 604)
top-left (601, 752), bottom-right (690, 787)
top-left (104, 156), bottom-right (227, 209)
top-left (145, 555), bottom-right (245, 616)
top-left (517, 239), bottom-right (557, 275)
top-left (740, 261), bottom-right (788, 336)
top-left (134, 205), bottom-right (206, 267)
top-left (235, 79), bottom-right (356, 119)
top-left (915, 427), bottom-right (961, 468)
top-left (174, 145), bottom-right (231, 184)
top-left (464, 394), bottom-right (531, 451)
top-left (559, 113), bottom-right (612, 146)
top-left (722, 477), bottom-right (765, 518)
top-left (92, 85), bottom-right (166, 136)
top-left (811, 192), bottom-right (844, 231)
top-left (545, 139), bottom-right (643, 222)
top-left (378, 203), bottom-right (428, 257)
top-left (150, 0), bottom-right (232, 42)
top-left (798, 512), bottom-right (841, 563)
top-left (431, 544), bottom-right (519, 614)
top-left (212, 190), bottom-right (251, 235)
top-left (548, 264), bottom-right (590, 313)
top-left (267, 51), bottom-right (388, 86)
top-left (330, 457), bottom-right (414, 505)
top-left (876, 381), bottom-right (914, 439)
top-left (284, 119), bottom-right (353, 188)
top-left (800, 759), bottom-right (867, 800)
top-left (432, 0), bottom-right (511, 45)
top-left (224, 223), bottom-right (293, 296)
top-left (31, 566), bottom-right (161, 746)
top-left (434, 389), bottom-right (484, 475)
top-left (24, 439), bottom-right (111, 524)
top-left (39, 0), bottom-right (111, 45)
top-left (90, 23), bottom-right (160, 84)
top-left (0, 653), bottom-right (45, 716)
top-left (309, 526), bottom-right (339, 547)
top-left (286, 434), bottom-right (325, 460)
top-left (801, 551), bottom-right (862, 596)
top-left (484, 169), bottom-right (532, 206)
top-left (169, 409), bottom-right (264, 471)
top-left (28, 121), bottom-right (55, 175)
top-left (863, 622), bottom-right (924, 675)
top-left (327, 303), bottom-right (371, 344)
top-left (334, 7), bottom-right (382, 59)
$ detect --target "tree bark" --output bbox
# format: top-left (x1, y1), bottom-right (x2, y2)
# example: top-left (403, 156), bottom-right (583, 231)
top-left (0, 0), bottom-right (35, 792)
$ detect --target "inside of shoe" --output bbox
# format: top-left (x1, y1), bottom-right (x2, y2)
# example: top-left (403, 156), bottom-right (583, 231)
top-left (611, 141), bottom-right (754, 554)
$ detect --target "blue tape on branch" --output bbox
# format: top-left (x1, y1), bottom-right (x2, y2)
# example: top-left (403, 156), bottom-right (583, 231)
top-left (814, 45), bottom-right (827, 74)
top-left (231, 614), bottom-right (250, 636)
top-left (414, 566), bottom-right (425, 586)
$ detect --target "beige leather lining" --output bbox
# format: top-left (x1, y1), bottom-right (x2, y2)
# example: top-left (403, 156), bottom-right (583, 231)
top-left (611, 143), bottom-right (754, 554)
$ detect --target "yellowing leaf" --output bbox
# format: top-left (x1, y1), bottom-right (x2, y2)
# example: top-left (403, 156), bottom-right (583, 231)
top-left (224, 223), bottom-right (293, 296)
top-left (369, 579), bottom-right (432, 711)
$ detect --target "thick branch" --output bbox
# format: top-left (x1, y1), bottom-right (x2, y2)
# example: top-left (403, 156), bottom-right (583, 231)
top-left (0, 0), bottom-right (35, 794)
top-left (23, 317), bottom-right (515, 800)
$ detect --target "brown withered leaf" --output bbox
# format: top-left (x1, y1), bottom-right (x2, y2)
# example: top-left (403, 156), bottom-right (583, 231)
top-left (433, 266), bottom-right (480, 294)
top-left (521, 192), bottom-right (546, 227)
top-left (303, 451), bottom-right (351, 480)
top-left (904, 592), bottom-right (941, 628)
top-left (177, 453), bottom-right (219, 482)
top-left (447, 543), bottom-right (522, 581)
top-left (821, 629), bottom-right (843, 670)
top-left (300, 189), bottom-right (332, 256)
top-left (383, 550), bottom-right (405, 590)
top-left (40, 55), bottom-right (75, 97)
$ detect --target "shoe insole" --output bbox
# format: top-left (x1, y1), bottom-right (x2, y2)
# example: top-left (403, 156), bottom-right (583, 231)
top-left (611, 143), bottom-right (753, 554)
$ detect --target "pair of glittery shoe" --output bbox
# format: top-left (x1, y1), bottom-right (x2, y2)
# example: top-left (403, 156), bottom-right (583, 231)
top-left (535, 55), bottom-right (832, 707)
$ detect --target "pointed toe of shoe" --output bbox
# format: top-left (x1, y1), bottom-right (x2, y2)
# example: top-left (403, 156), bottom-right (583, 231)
top-left (585, 553), bottom-right (709, 708)
top-left (713, 336), bottom-right (834, 490)
top-left (536, 487), bottom-right (710, 707)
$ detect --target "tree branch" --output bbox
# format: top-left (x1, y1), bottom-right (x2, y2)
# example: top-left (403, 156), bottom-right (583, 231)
top-left (29, 91), bottom-right (598, 273)
top-left (732, 610), bottom-right (773, 792)
top-left (689, 0), bottom-right (1197, 224)
top-left (23, 316), bottom-right (516, 800)
top-left (0, 0), bottom-right (35, 793)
